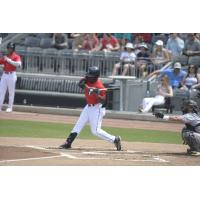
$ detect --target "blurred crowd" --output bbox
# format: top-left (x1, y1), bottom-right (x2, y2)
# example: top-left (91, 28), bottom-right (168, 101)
top-left (51, 33), bottom-right (200, 77)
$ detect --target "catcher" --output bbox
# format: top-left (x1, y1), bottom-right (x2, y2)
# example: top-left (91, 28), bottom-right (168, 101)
top-left (59, 66), bottom-right (122, 150)
top-left (154, 100), bottom-right (200, 156)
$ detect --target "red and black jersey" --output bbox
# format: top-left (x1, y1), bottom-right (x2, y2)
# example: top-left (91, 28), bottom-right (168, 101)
top-left (0, 52), bottom-right (21, 72)
top-left (85, 79), bottom-right (106, 104)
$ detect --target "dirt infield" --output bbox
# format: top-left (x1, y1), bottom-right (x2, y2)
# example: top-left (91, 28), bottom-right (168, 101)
top-left (0, 111), bottom-right (200, 166)
top-left (0, 137), bottom-right (200, 166)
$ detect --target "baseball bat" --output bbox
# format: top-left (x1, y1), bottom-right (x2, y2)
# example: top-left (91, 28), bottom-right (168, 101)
top-left (85, 84), bottom-right (119, 91)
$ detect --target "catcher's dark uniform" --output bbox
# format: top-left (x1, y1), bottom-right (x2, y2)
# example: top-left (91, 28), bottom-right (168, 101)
top-left (181, 113), bottom-right (200, 152)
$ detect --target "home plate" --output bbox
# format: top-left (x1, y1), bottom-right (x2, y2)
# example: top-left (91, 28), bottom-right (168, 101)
top-left (82, 151), bottom-right (106, 155)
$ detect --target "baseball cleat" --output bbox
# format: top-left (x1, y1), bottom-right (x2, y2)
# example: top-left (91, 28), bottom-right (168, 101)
top-left (6, 108), bottom-right (12, 113)
top-left (187, 148), bottom-right (200, 156)
top-left (114, 136), bottom-right (122, 151)
top-left (58, 143), bottom-right (71, 149)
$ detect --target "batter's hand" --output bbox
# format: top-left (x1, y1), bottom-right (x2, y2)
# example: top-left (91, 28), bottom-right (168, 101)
top-left (154, 112), bottom-right (164, 119)
top-left (78, 78), bottom-right (86, 89)
top-left (88, 88), bottom-right (100, 95)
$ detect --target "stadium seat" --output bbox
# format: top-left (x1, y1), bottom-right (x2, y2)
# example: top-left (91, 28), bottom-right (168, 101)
top-left (27, 47), bottom-right (43, 53)
top-left (40, 38), bottom-right (53, 48)
top-left (24, 36), bottom-right (41, 47)
top-left (43, 48), bottom-right (58, 55)
top-left (152, 97), bottom-right (174, 113)
top-left (15, 45), bottom-right (27, 52)
top-left (173, 55), bottom-right (188, 65)
top-left (35, 33), bottom-right (52, 38)
top-left (188, 56), bottom-right (200, 66)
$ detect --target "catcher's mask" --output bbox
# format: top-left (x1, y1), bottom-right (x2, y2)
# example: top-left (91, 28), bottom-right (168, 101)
top-left (181, 100), bottom-right (199, 114)
top-left (85, 66), bottom-right (100, 83)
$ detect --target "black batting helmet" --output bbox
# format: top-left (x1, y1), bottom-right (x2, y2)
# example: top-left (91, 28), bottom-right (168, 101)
top-left (86, 66), bottom-right (100, 78)
top-left (85, 66), bottom-right (100, 83)
top-left (7, 42), bottom-right (15, 51)
top-left (181, 100), bottom-right (199, 114)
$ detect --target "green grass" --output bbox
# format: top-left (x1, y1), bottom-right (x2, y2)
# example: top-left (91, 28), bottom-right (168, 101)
top-left (0, 119), bottom-right (182, 144)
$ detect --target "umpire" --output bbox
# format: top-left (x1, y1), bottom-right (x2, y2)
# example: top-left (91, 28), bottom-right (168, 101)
top-left (155, 100), bottom-right (200, 156)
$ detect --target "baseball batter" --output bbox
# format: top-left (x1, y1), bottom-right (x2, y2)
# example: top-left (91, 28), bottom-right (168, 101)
top-left (155, 100), bottom-right (200, 156)
top-left (0, 42), bottom-right (21, 112)
top-left (59, 66), bottom-right (122, 150)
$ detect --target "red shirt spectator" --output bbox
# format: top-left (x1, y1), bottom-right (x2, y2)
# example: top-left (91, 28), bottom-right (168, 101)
top-left (133, 33), bottom-right (152, 43)
top-left (82, 33), bottom-right (99, 51)
top-left (99, 33), bottom-right (120, 51)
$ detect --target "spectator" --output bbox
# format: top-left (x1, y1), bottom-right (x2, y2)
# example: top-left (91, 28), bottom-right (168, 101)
top-left (112, 43), bottom-right (136, 76)
top-left (135, 43), bottom-right (151, 78)
top-left (183, 33), bottom-right (200, 56)
top-left (96, 33), bottom-right (120, 52)
top-left (133, 33), bottom-right (152, 44)
top-left (180, 64), bottom-right (200, 90)
top-left (71, 33), bottom-right (85, 51)
top-left (139, 75), bottom-right (173, 113)
top-left (82, 33), bottom-right (99, 52)
top-left (148, 62), bottom-right (187, 89)
top-left (52, 33), bottom-right (68, 50)
top-left (114, 33), bottom-right (133, 50)
top-left (114, 33), bottom-right (132, 42)
top-left (151, 40), bottom-right (170, 69)
top-left (166, 33), bottom-right (184, 58)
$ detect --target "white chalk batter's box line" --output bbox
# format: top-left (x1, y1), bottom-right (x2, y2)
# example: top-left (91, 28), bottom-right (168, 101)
top-left (27, 145), bottom-right (169, 163)
top-left (0, 145), bottom-right (169, 164)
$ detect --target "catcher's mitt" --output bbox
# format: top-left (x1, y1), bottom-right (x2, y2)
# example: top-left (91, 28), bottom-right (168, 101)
top-left (154, 112), bottom-right (164, 119)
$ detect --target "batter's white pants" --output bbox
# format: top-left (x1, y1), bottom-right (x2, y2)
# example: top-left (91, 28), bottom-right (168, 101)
top-left (141, 95), bottom-right (165, 113)
top-left (0, 72), bottom-right (17, 110)
top-left (71, 104), bottom-right (116, 143)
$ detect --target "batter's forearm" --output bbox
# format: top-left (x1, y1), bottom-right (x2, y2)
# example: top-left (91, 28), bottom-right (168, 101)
top-left (6, 59), bottom-right (21, 68)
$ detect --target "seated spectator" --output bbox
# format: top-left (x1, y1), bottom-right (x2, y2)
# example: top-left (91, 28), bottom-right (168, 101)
top-left (180, 64), bottom-right (200, 90)
top-left (135, 43), bottom-right (151, 78)
top-left (183, 33), bottom-right (200, 57)
top-left (166, 33), bottom-right (184, 58)
top-left (139, 75), bottom-right (173, 113)
top-left (95, 33), bottom-right (120, 52)
top-left (151, 40), bottom-right (170, 69)
top-left (52, 33), bottom-right (68, 50)
top-left (148, 62), bottom-right (187, 89)
top-left (82, 33), bottom-right (99, 52)
top-left (112, 43), bottom-right (136, 76)
top-left (133, 33), bottom-right (152, 44)
top-left (71, 33), bottom-right (85, 51)
top-left (113, 33), bottom-right (133, 50)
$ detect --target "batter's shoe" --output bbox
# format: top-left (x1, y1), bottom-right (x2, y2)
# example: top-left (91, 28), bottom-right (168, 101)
top-left (6, 108), bottom-right (12, 113)
top-left (59, 132), bottom-right (78, 149)
top-left (114, 136), bottom-right (122, 151)
top-left (59, 142), bottom-right (72, 149)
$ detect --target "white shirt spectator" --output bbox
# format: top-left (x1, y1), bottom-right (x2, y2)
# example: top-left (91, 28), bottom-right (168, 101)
top-left (120, 51), bottom-right (136, 63)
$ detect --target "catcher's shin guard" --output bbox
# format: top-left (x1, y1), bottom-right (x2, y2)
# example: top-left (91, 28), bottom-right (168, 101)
top-left (59, 132), bottom-right (78, 149)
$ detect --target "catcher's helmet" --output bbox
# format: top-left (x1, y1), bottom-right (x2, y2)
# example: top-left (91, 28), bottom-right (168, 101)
top-left (7, 42), bottom-right (15, 51)
top-left (181, 100), bottom-right (199, 114)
